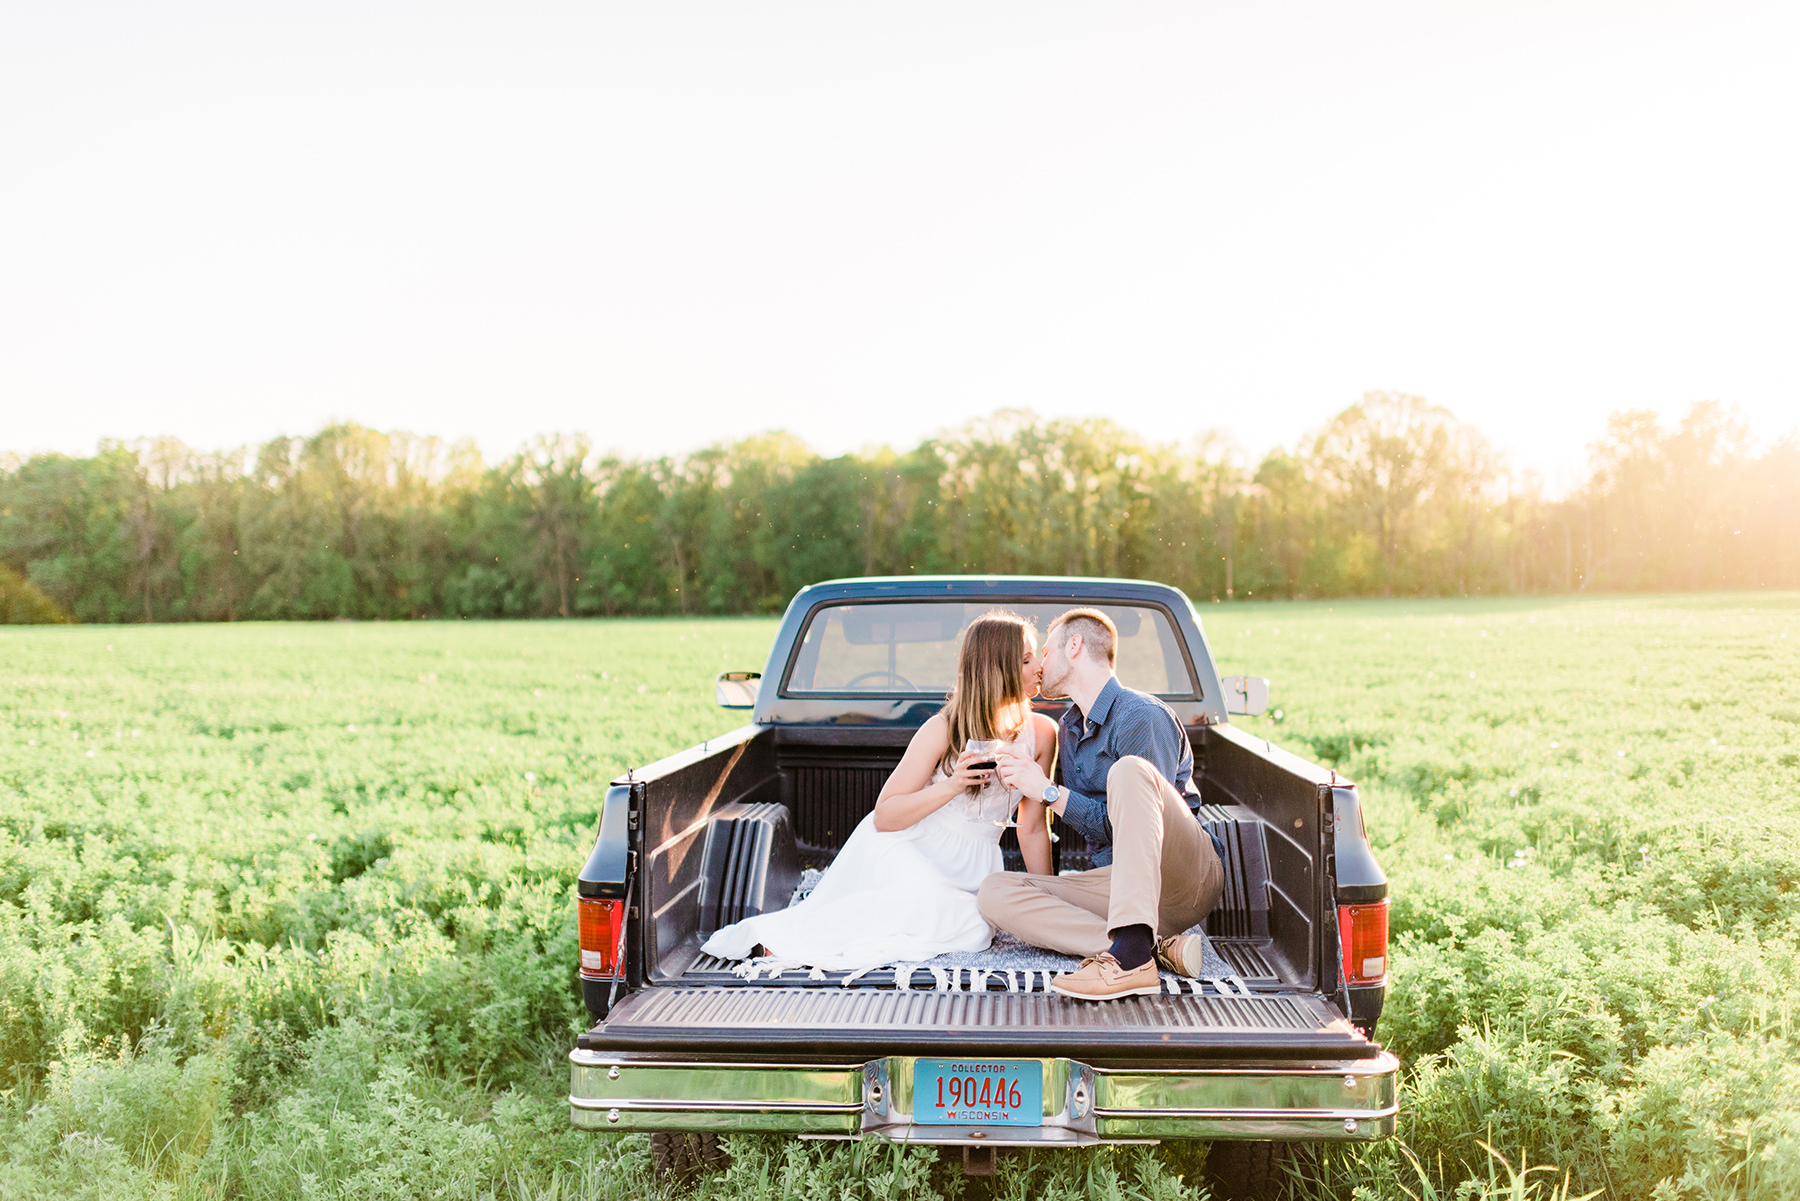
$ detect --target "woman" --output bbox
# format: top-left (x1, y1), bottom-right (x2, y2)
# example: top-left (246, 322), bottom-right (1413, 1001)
top-left (701, 611), bottom-right (1060, 971)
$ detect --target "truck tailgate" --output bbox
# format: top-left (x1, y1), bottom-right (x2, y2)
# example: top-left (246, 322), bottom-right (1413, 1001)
top-left (578, 986), bottom-right (1381, 1062)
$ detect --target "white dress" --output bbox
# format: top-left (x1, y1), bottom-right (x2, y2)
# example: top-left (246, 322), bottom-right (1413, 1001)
top-left (700, 722), bottom-right (1036, 971)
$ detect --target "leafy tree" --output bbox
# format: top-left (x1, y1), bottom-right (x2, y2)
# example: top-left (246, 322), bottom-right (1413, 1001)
top-left (0, 449), bottom-right (138, 621)
top-left (171, 450), bottom-right (250, 620)
top-left (1308, 392), bottom-right (1500, 595)
top-left (583, 457), bottom-right (675, 615)
top-left (1143, 432), bottom-right (1247, 600)
top-left (1245, 450), bottom-right (1318, 598)
top-left (493, 435), bottom-right (599, 618)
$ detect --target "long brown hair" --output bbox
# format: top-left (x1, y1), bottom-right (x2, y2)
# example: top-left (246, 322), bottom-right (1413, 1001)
top-left (939, 611), bottom-right (1035, 783)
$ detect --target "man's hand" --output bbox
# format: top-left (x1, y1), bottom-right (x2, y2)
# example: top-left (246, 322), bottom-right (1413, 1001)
top-left (995, 747), bottom-right (1051, 803)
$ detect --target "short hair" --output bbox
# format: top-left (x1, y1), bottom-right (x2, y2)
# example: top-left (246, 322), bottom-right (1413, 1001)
top-left (1048, 607), bottom-right (1117, 666)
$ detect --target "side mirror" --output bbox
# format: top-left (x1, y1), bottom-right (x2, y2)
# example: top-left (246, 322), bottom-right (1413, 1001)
top-left (1220, 675), bottom-right (1270, 717)
top-left (716, 671), bottom-right (762, 709)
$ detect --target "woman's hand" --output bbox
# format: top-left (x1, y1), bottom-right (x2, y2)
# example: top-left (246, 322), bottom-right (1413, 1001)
top-left (946, 747), bottom-right (996, 793)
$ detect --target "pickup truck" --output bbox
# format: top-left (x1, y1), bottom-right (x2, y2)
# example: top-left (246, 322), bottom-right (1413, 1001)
top-left (569, 576), bottom-right (1395, 1199)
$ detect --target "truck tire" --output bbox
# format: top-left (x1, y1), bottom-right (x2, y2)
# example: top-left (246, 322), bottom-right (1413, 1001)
top-left (1204, 1139), bottom-right (1289, 1200)
top-left (649, 1132), bottom-right (730, 1183)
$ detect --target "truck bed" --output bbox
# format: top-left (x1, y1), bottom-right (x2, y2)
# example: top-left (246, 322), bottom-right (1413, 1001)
top-left (633, 724), bottom-right (1305, 996)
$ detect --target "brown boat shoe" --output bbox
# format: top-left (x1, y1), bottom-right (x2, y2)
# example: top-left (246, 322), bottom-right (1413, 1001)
top-left (1050, 952), bottom-right (1163, 1001)
top-left (1155, 933), bottom-right (1207, 978)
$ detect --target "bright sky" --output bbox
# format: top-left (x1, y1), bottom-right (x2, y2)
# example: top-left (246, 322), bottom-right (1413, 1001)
top-left (3, 2), bottom-right (1796, 490)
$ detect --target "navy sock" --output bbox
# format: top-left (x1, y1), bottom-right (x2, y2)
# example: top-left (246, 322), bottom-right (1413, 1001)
top-left (1107, 924), bottom-right (1154, 970)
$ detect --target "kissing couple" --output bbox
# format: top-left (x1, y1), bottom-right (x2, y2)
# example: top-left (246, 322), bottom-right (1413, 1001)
top-left (702, 608), bottom-right (1225, 1001)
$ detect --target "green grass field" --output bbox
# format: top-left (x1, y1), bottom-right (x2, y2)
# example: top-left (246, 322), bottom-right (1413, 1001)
top-left (2, 596), bottom-right (1797, 1199)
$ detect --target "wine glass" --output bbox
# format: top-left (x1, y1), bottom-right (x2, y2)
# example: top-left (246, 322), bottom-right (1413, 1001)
top-left (964, 738), bottom-right (1002, 774)
top-left (964, 739), bottom-right (1016, 827)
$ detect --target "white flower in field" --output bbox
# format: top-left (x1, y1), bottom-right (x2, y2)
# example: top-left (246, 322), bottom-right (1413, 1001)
top-left (307, 833), bottom-right (317, 840)
top-left (347, 724), bottom-right (357, 732)
top-left (637, 685), bottom-right (647, 694)
top-left (131, 729), bottom-right (141, 737)
top-left (1444, 853), bottom-right (1454, 861)
top-left (1549, 741), bottom-right (1559, 748)
top-left (1617, 751), bottom-right (1625, 758)
top-left (1272, 709), bottom-right (1284, 721)
top-left (85, 750), bottom-right (95, 758)
top-left (488, 746), bottom-right (497, 753)
top-left (533, 689), bottom-right (544, 697)
top-left (525, 772), bottom-right (536, 782)
top-left (1509, 787), bottom-right (1519, 797)
top-left (27, 740), bottom-right (35, 747)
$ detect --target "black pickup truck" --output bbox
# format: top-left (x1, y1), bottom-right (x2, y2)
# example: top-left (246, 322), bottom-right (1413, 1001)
top-left (569, 577), bottom-right (1395, 1198)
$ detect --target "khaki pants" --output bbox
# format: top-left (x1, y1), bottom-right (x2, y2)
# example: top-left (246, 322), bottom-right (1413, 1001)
top-left (977, 755), bottom-right (1223, 958)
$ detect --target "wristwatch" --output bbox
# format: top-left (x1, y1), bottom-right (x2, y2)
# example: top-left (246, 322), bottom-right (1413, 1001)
top-left (1040, 783), bottom-right (1061, 806)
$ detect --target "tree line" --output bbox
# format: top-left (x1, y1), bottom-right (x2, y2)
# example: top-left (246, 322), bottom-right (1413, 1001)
top-left (1, 393), bottom-right (1794, 623)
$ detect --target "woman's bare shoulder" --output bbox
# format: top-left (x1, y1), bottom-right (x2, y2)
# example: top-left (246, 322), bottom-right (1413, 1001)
top-left (909, 713), bottom-right (950, 750)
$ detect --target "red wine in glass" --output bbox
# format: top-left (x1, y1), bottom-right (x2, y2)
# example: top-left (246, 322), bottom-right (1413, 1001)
top-left (964, 739), bottom-right (1002, 773)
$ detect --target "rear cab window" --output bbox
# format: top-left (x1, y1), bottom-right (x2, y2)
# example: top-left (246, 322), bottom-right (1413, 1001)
top-left (783, 601), bottom-right (1197, 698)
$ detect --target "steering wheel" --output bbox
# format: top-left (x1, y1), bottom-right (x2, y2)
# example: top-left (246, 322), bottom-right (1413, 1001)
top-left (843, 670), bottom-right (917, 691)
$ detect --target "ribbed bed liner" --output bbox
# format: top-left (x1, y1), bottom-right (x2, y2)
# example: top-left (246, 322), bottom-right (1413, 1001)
top-left (579, 985), bottom-right (1378, 1059)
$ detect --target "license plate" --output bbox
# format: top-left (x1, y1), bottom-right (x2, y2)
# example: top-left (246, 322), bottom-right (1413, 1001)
top-left (913, 1058), bottom-right (1042, 1126)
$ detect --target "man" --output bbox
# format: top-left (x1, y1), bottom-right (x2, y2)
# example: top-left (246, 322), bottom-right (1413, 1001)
top-left (980, 607), bottom-right (1224, 1000)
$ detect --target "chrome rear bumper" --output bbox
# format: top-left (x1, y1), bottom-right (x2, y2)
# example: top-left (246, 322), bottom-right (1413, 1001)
top-left (570, 1050), bottom-right (1399, 1144)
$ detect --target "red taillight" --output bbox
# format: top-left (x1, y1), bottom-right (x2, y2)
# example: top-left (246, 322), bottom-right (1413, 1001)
top-left (1338, 900), bottom-right (1389, 986)
top-left (579, 897), bottom-right (625, 978)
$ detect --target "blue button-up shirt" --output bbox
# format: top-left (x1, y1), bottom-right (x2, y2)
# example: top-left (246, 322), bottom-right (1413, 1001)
top-left (1055, 677), bottom-right (1196, 868)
